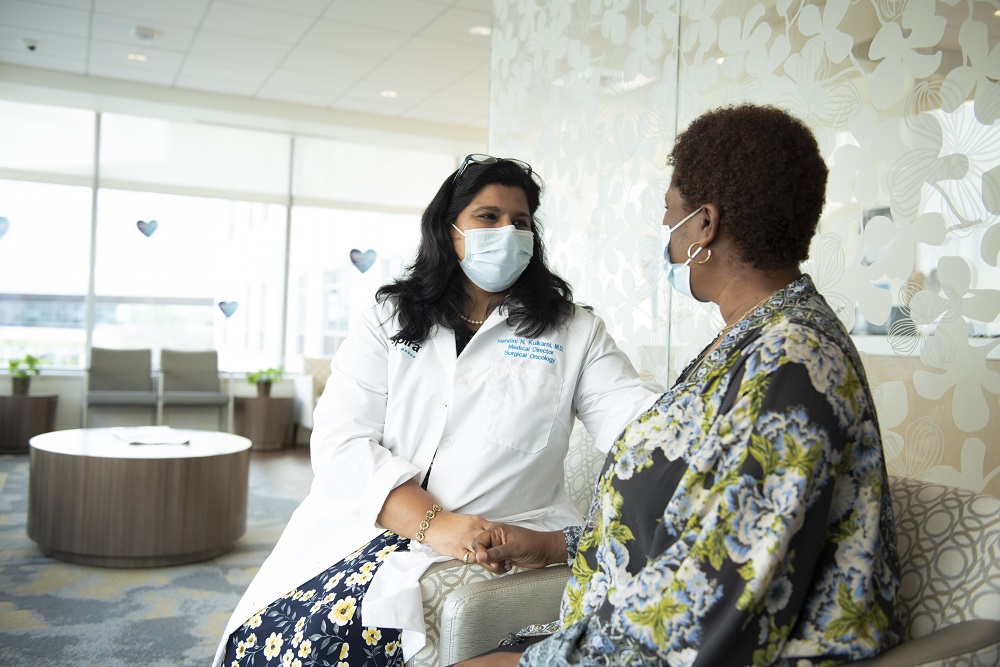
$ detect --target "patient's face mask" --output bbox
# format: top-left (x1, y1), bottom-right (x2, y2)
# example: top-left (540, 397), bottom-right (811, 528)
top-left (453, 224), bottom-right (535, 293)
top-left (662, 206), bottom-right (705, 301)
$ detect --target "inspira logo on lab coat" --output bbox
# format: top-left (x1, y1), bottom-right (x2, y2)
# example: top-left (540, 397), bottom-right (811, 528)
top-left (392, 338), bottom-right (422, 359)
top-left (497, 337), bottom-right (563, 365)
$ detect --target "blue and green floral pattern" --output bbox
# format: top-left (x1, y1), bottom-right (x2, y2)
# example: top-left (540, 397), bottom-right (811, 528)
top-left (522, 275), bottom-right (901, 667)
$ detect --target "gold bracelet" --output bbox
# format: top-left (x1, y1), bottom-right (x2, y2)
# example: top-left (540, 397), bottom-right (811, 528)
top-left (414, 504), bottom-right (443, 543)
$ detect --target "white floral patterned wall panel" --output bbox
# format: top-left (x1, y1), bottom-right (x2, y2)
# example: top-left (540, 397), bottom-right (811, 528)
top-left (491, 0), bottom-right (1000, 497)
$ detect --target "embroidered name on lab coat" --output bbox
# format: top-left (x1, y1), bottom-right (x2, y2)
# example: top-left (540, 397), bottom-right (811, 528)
top-left (496, 337), bottom-right (564, 365)
top-left (392, 339), bottom-right (422, 358)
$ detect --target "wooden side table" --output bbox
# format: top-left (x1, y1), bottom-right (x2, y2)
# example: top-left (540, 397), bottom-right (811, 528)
top-left (235, 396), bottom-right (294, 450)
top-left (0, 394), bottom-right (58, 454)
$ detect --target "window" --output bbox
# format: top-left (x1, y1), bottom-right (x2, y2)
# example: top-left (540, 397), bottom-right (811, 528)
top-left (93, 189), bottom-right (287, 370)
top-left (0, 99), bottom-right (465, 377)
top-left (0, 180), bottom-right (93, 368)
top-left (285, 206), bottom-right (421, 368)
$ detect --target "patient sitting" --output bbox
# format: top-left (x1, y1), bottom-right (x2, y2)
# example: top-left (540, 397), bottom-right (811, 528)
top-left (458, 104), bottom-right (902, 667)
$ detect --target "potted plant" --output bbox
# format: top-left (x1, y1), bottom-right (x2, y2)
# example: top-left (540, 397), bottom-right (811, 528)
top-left (8, 354), bottom-right (41, 395)
top-left (246, 366), bottom-right (282, 397)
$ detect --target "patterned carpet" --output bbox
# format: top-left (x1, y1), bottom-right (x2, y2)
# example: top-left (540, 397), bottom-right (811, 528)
top-left (0, 448), bottom-right (313, 667)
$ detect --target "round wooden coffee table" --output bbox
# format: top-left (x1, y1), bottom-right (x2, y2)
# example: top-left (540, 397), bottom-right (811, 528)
top-left (28, 428), bottom-right (251, 568)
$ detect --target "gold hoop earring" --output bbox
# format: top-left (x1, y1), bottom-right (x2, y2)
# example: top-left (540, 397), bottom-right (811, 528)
top-left (687, 242), bottom-right (711, 264)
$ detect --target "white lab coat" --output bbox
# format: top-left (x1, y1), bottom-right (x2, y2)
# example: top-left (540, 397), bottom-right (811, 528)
top-left (213, 300), bottom-right (662, 666)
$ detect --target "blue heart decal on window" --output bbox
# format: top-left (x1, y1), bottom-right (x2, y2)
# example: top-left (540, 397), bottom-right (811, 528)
top-left (350, 249), bottom-right (377, 273)
top-left (218, 301), bottom-right (238, 318)
top-left (137, 220), bottom-right (158, 237)
top-left (0, 217), bottom-right (8, 240)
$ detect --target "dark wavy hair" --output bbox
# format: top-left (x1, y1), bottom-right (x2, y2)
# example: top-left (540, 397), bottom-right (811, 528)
top-left (667, 104), bottom-right (828, 271)
top-left (376, 159), bottom-right (575, 343)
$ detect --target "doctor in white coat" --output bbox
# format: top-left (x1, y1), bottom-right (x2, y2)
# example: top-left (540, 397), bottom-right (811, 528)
top-left (216, 155), bottom-right (663, 667)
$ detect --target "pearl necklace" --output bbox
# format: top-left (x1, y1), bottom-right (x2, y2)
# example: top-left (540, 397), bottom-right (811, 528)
top-left (457, 312), bottom-right (486, 325)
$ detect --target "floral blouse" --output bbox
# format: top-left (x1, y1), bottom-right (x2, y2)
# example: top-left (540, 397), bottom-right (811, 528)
top-left (521, 275), bottom-right (901, 667)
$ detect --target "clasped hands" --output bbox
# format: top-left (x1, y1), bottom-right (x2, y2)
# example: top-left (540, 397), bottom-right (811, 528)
top-left (466, 523), bottom-right (567, 574)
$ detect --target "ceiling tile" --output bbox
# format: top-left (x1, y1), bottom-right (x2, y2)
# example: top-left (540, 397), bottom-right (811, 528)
top-left (225, 0), bottom-right (331, 17)
top-left (343, 79), bottom-right (437, 101)
top-left (34, 0), bottom-right (92, 8)
top-left (281, 45), bottom-right (381, 77)
top-left (87, 61), bottom-right (177, 85)
top-left (93, 0), bottom-right (212, 27)
top-left (90, 12), bottom-right (197, 51)
top-left (1, 0), bottom-right (90, 37)
top-left (301, 19), bottom-right (410, 59)
top-left (0, 47), bottom-right (86, 73)
top-left (322, 0), bottom-right (446, 35)
top-left (261, 68), bottom-right (356, 97)
top-left (419, 6), bottom-right (492, 45)
top-left (335, 79), bottom-right (436, 113)
top-left (364, 60), bottom-right (466, 91)
top-left (188, 30), bottom-right (293, 66)
top-left (441, 69), bottom-right (489, 97)
top-left (414, 90), bottom-right (487, 117)
top-left (387, 35), bottom-right (487, 71)
top-left (0, 1), bottom-right (494, 132)
top-left (454, 0), bottom-right (493, 11)
top-left (201, 2), bottom-right (315, 43)
top-left (88, 39), bottom-right (187, 73)
top-left (178, 54), bottom-right (273, 84)
top-left (0, 25), bottom-right (88, 59)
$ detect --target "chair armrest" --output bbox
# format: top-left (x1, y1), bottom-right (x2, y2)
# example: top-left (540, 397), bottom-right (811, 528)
top-left (438, 565), bottom-right (570, 666)
top-left (848, 620), bottom-right (1000, 666)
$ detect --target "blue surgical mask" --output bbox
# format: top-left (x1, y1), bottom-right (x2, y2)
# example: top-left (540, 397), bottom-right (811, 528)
top-left (662, 206), bottom-right (705, 301)
top-left (453, 224), bottom-right (535, 293)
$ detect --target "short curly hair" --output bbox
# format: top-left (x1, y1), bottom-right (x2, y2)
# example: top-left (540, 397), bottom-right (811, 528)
top-left (667, 104), bottom-right (828, 271)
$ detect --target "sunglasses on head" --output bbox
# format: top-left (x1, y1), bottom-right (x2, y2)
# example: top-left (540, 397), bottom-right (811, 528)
top-left (454, 153), bottom-right (533, 183)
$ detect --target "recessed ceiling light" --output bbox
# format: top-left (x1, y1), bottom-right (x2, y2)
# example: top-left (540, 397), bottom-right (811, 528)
top-left (469, 25), bottom-right (491, 36)
top-left (995, 8), bottom-right (1000, 16)
top-left (716, 56), bottom-right (725, 65)
top-left (127, 53), bottom-right (147, 62)
top-left (380, 90), bottom-right (398, 98)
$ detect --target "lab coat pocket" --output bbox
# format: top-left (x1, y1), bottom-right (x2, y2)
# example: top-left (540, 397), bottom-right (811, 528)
top-left (485, 362), bottom-right (562, 453)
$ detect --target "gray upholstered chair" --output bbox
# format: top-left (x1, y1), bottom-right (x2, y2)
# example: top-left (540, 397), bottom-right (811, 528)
top-left (85, 347), bottom-right (158, 425)
top-left (160, 349), bottom-right (230, 429)
top-left (848, 477), bottom-right (1000, 666)
top-left (426, 431), bottom-right (1000, 667)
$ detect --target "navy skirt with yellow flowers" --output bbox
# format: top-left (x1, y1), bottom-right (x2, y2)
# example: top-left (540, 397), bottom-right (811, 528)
top-left (224, 531), bottom-right (408, 667)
